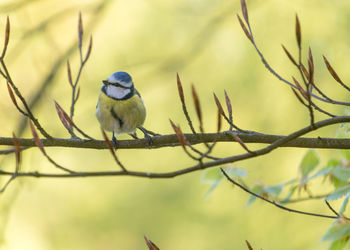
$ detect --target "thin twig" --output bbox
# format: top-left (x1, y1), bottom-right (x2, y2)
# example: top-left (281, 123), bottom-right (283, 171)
top-left (29, 120), bottom-right (75, 173)
top-left (101, 129), bottom-right (127, 171)
top-left (238, 7), bottom-right (350, 107)
top-left (0, 60), bottom-right (52, 139)
top-left (282, 193), bottom-right (330, 204)
top-left (0, 175), bottom-right (15, 193)
top-left (325, 200), bottom-right (340, 217)
top-left (176, 73), bottom-right (196, 134)
top-left (221, 168), bottom-right (337, 220)
top-left (0, 147), bottom-right (29, 155)
top-left (14, 0), bottom-right (111, 138)
top-left (43, 153), bottom-right (76, 173)
top-left (68, 14), bottom-right (93, 138)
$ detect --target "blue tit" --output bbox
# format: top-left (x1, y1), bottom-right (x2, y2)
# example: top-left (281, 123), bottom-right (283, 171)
top-left (95, 71), bottom-right (151, 147)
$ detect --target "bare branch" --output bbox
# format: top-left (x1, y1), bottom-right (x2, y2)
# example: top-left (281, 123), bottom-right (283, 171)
top-left (176, 73), bottom-right (196, 134)
top-left (29, 120), bottom-right (75, 173)
top-left (1, 16), bottom-right (10, 59)
top-left (0, 60), bottom-right (52, 139)
top-left (221, 169), bottom-right (337, 220)
top-left (0, 116), bottom-right (348, 179)
top-left (101, 129), bottom-right (127, 171)
top-left (323, 55), bottom-right (350, 92)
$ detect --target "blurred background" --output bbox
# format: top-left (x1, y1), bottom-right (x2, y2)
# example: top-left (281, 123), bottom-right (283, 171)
top-left (0, 0), bottom-right (350, 249)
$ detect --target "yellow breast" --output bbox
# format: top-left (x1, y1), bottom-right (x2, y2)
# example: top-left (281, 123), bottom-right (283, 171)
top-left (95, 92), bottom-right (146, 134)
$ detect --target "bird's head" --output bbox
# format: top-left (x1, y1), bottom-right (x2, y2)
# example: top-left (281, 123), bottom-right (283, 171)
top-left (102, 71), bottom-right (134, 100)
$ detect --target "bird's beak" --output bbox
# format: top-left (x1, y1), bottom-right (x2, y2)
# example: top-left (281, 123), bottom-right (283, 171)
top-left (102, 80), bottom-right (109, 86)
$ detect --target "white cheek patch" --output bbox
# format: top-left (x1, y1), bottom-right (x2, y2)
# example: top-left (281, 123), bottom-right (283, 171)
top-left (106, 85), bottom-right (131, 99)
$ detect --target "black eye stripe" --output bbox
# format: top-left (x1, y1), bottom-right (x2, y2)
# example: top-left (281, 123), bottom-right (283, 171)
top-left (103, 80), bottom-right (131, 89)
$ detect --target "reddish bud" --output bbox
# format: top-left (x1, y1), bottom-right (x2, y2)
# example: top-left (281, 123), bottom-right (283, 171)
top-left (224, 90), bottom-right (232, 119)
top-left (1, 16), bottom-right (10, 58)
top-left (78, 12), bottom-right (83, 50)
top-left (245, 240), bottom-right (253, 250)
top-left (237, 14), bottom-right (252, 42)
top-left (7, 82), bottom-right (18, 107)
top-left (300, 63), bottom-right (309, 80)
top-left (67, 60), bottom-right (73, 86)
top-left (230, 133), bottom-right (252, 153)
top-left (54, 101), bottom-right (71, 131)
top-left (308, 47), bottom-right (314, 84)
top-left (144, 236), bottom-right (160, 250)
top-left (191, 85), bottom-right (202, 124)
top-left (323, 55), bottom-right (343, 84)
top-left (213, 93), bottom-right (225, 116)
top-left (170, 119), bottom-right (188, 147)
top-left (282, 44), bottom-right (298, 67)
top-left (240, 0), bottom-right (249, 24)
top-left (295, 14), bottom-right (301, 49)
top-left (292, 77), bottom-right (308, 100)
top-left (29, 119), bottom-right (45, 154)
top-left (176, 73), bottom-right (185, 104)
top-left (217, 107), bottom-right (222, 133)
top-left (291, 87), bottom-right (306, 105)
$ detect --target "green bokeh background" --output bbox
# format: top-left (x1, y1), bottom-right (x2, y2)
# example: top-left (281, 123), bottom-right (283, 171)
top-left (0, 0), bottom-right (350, 249)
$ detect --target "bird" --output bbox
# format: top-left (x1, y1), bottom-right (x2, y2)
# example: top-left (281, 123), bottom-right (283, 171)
top-left (95, 71), bottom-right (151, 148)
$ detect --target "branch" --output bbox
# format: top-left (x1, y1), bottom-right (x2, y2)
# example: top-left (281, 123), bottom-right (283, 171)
top-left (282, 193), bottom-right (331, 204)
top-left (14, 0), bottom-right (112, 137)
top-left (0, 116), bottom-right (349, 179)
top-left (220, 168), bottom-right (337, 220)
top-left (0, 116), bottom-right (349, 150)
top-left (237, 1), bottom-right (350, 107)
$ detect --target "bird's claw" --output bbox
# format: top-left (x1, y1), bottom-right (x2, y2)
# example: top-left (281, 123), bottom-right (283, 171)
top-left (139, 126), bottom-right (153, 146)
top-left (112, 133), bottom-right (118, 150)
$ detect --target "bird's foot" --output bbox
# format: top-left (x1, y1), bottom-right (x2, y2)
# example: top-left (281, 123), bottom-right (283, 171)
top-left (138, 126), bottom-right (153, 146)
top-left (112, 133), bottom-right (118, 150)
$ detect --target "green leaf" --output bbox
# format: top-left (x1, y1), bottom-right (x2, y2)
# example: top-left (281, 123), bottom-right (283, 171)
top-left (336, 123), bottom-right (350, 138)
top-left (306, 168), bottom-right (331, 182)
top-left (322, 221), bottom-right (350, 242)
top-left (281, 178), bottom-right (297, 186)
top-left (339, 195), bottom-right (350, 214)
top-left (281, 185), bottom-right (298, 203)
top-left (224, 166), bottom-right (247, 178)
top-left (329, 237), bottom-right (349, 250)
top-left (202, 166), bottom-right (247, 185)
top-left (327, 185), bottom-right (350, 200)
top-left (306, 159), bottom-right (345, 188)
top-left (201, 168), bottom-right (223, 184)
top-left (327, 159), bottom-right (343, 168)
top-left (264, 183), bottom-right (284, 197)
top-left (246, 195), bottom-right (257, 207)
top-left (333, 167), bottom-right (350, 181)
top-left (333, 178), bottom-right (348, 189)
top-left (202, 168), bottom-right (223, 198)
top-left (300, 150), bottom-right (320, 177)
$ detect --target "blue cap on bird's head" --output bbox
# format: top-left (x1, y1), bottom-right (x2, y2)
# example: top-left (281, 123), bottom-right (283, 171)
top-left (104, 71), bottom-right (133, 88)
